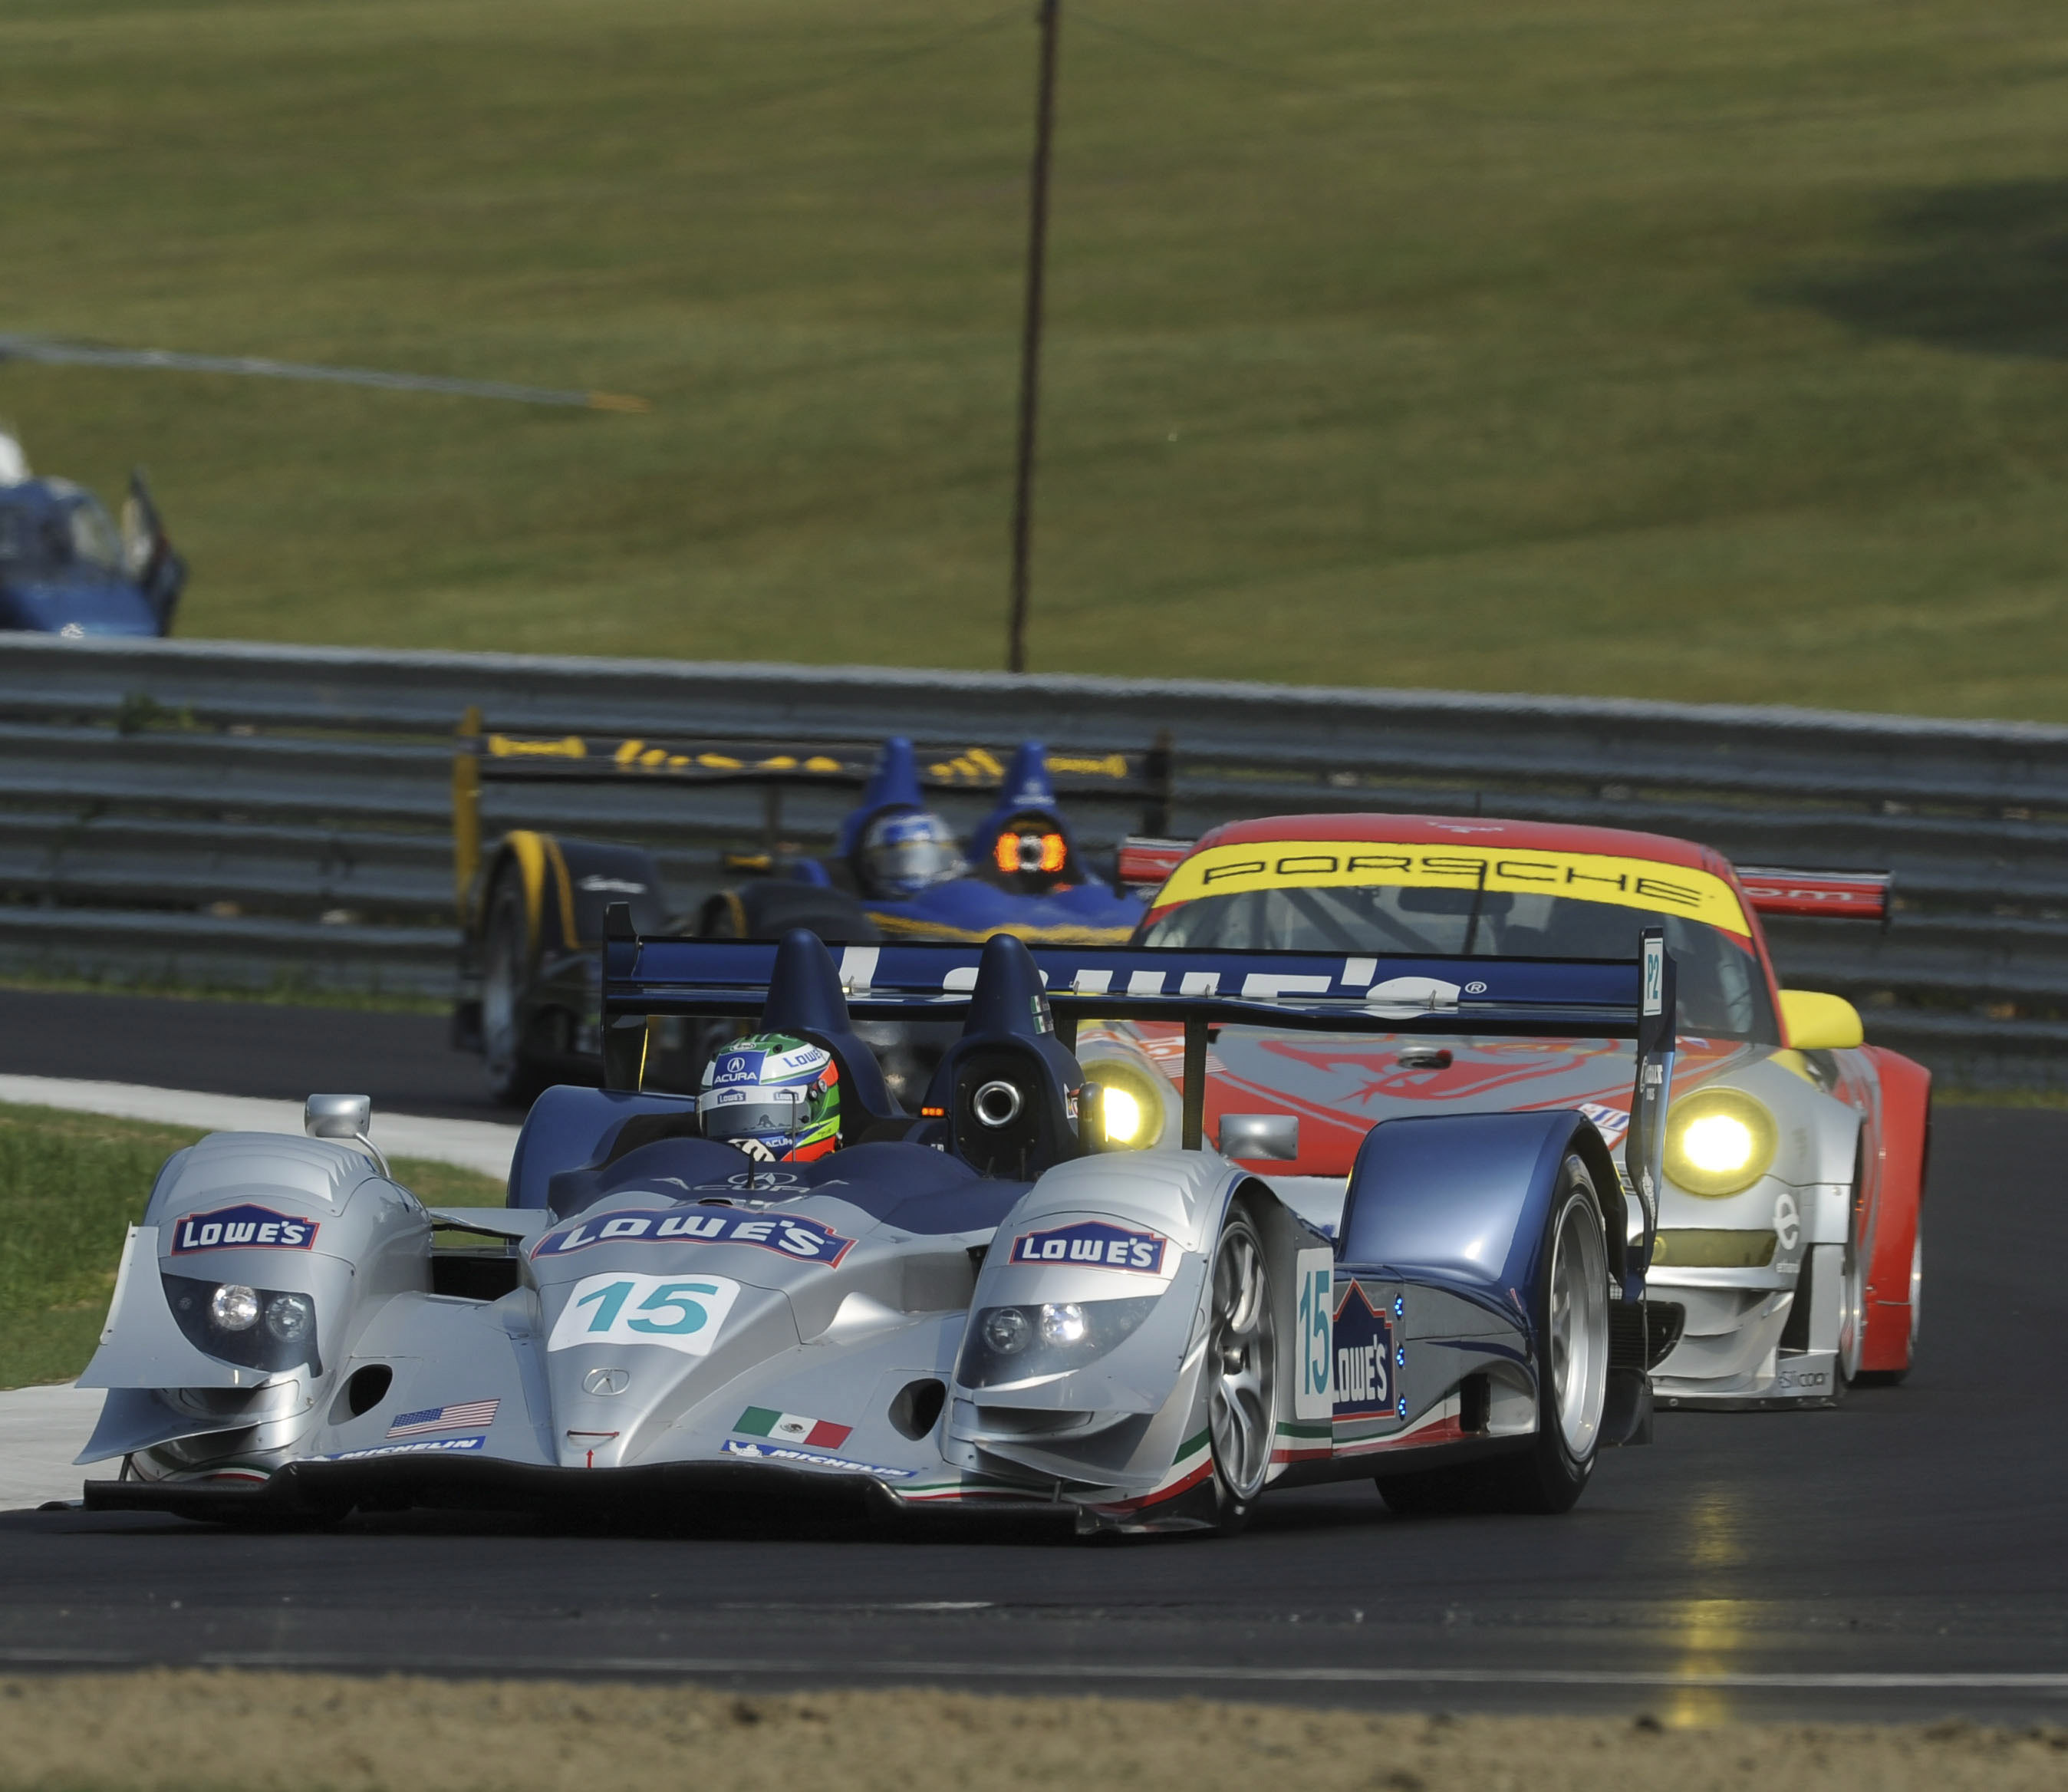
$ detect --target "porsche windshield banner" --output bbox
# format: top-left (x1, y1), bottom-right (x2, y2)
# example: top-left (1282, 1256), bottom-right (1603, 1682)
top-left (1151, 841), bottom-right (1751, 937)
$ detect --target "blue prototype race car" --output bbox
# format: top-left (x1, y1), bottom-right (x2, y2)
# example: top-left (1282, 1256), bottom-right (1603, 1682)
top-left (0, 432), bottom-right (184, 637)
top-left (453, 726), bottom-right (1155, 1102)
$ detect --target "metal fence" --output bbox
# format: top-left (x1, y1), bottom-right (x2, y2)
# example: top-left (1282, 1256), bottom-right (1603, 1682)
top-left (0, 634), bottom-right (2063, 1085)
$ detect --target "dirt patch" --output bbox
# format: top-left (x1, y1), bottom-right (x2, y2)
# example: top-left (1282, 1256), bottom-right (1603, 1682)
top-left (2, 1672), bottom-right (2066, 1792)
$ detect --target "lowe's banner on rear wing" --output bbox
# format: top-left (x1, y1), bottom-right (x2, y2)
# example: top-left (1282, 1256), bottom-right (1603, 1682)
top-left (603, 936), bottom-right (1649, 1039)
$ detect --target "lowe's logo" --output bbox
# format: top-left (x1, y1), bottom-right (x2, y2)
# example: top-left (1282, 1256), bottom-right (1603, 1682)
top-left (531, 1207), bottom-right (856, 1268)
top-left (170, 1204), bottom-right (318, 1255)
top-left (1009, 1220), bottom-right (1167, 1276)
top-left (1333, 1280), bottom-right (1394, 1418)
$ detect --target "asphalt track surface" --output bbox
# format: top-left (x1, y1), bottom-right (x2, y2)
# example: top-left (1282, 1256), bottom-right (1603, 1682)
top-left (0, 987), bottom-right (499, 1120)
top-left (3, 989), bottom-right (2066, 1724)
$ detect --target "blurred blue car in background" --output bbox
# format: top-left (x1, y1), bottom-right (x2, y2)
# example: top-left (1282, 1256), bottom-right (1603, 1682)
top-left (0, 433), bottom-right (184, 637)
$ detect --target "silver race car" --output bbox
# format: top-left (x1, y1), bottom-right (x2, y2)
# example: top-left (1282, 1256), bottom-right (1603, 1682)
top-left (80, 922), bottom-right (1686, 1532)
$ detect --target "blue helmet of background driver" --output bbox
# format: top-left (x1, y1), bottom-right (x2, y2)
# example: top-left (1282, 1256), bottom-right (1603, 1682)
top-left (838, 736), bottom-right (965, 898)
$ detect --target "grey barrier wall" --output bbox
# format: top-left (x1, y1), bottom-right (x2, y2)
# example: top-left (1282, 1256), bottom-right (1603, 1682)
top-left (0, 633), bottom-right (2062, 1085)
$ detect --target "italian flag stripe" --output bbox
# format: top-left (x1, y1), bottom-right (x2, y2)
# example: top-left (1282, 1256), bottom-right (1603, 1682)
top-left (735, 1406), bottom-right (852, 1449)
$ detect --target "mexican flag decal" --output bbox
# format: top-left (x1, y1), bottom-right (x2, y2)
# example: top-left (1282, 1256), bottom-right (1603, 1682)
top-left (734, 1406), bottom-right (851, 1450)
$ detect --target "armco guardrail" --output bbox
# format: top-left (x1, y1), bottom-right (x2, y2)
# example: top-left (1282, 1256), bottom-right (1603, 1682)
top-left (0, 634), bottom-right (2063, 1084)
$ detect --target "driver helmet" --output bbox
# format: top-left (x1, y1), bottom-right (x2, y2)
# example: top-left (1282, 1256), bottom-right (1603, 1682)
top-left (697, 1033), bottom-right (841, 1162)
top-left (860, 809), bottom-right (966, 899)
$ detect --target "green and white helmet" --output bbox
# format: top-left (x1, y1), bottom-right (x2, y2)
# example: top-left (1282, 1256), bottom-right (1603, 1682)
top-left (697, 1033), bottom-right (842, 1162)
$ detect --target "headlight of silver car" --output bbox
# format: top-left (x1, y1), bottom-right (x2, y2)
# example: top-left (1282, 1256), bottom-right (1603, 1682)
top-left (164, 1273), bottom-right (322, 1375)
top-left (957, 1296), bottom-right (1158, 1388)
top-left (1663, 1088), bottom-right (1778, 1198)
top-left (1078, 1053), bottom-right (1169, 1151)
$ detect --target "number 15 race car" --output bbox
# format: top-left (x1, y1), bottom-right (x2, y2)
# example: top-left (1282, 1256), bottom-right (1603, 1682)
top-left (79, 921), bottom-right (1684, 1533)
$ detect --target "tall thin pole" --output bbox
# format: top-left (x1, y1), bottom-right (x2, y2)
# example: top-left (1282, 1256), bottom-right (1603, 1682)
top-left (1006, 0), bottom-right (1061, 675)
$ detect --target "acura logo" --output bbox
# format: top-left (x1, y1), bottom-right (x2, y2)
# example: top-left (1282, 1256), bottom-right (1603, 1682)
top-left (583, 1367), bottom-right (631, 1396)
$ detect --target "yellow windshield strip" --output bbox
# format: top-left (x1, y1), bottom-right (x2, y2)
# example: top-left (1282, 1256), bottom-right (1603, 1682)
top-left (1154, 839), bottom-right (1750, 937)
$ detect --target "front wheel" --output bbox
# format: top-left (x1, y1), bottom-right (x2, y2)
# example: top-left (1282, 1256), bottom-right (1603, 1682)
top-left (1202, 1202), bottom-right (1276, 1535)
top-left (1376, 1155), bottom-right (1609, 1517)
top-left (480, 871), bottom-right (548, 1108)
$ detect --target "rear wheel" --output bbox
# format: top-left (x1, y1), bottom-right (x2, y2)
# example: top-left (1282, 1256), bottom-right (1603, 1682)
top-left (1203, 1203), bottom-right (1275, 1535)
top-left (1376, 1155), bottom-right (1609, 1517)
top-left (481, 871), bottom-right (548, 1108)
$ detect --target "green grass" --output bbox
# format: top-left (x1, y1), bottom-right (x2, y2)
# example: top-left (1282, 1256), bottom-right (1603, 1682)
top-left (3, 1), bottom-right (2068, 716)
top-left (0, 1103), bottom-right (502, 1388)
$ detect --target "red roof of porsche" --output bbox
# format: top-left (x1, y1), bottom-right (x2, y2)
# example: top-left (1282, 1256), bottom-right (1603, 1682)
top-left (1193, 813), bottom-right (1730, 878)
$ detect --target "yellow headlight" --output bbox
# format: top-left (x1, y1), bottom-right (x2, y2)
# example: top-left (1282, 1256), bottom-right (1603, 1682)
top-left (1663, 1089), bottom-right (1777, 1197)
top-left (1102, 1085), bottom-right (1144, 1144)
top-left (1080, 1058), bottom-right (1167, 1151)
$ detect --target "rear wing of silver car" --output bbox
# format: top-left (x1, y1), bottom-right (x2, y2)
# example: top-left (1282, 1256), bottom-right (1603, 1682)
top-left (597, 908), bottom-right (1681, 1248)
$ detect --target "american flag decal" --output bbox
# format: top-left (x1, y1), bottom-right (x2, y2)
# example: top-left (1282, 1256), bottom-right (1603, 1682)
top-left (387, 1399), bottom-right (499, 1438)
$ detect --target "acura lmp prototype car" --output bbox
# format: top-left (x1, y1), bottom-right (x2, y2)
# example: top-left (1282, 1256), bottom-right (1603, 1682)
top-left (1088, 815), bottom-right (1928, 1408)
top-left (453, 726), bottom-right (1148, 1102)
top-left (79, 919), bottom-right (1685, 1533)
top-left (0, 433), bottom-right (184, 637)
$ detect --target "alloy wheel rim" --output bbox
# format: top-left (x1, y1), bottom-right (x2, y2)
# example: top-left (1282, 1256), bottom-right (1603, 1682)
top-left (1207, 1217), bottom-right (1274, 1503)
top-left (1548, 1187), bottom-right (1609, 1458)
top-left (1838, 1237), bottom-right (1865, 1379)
top-left (1908, 1220), bottom-right (1923, 1350)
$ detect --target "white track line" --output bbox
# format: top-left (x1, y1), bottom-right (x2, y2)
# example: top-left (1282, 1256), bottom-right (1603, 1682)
top-left (0, 1075), bottom-right (519, 1178)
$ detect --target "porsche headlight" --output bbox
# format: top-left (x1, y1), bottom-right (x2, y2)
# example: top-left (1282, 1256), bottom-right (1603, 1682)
top-left (1663, 1089), bottom-right (1778, 1197)
top-left (1080, 1058), bottom-right (1167, 1150)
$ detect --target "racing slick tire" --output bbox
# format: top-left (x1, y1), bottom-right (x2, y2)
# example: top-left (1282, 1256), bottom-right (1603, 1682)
top-left (1375, 1155), bottom-right (1610, 1517)
top-left (481, 868), bottom-right (550, 1108)
top-left (1203, 1200), bottom-right (1276, 1537)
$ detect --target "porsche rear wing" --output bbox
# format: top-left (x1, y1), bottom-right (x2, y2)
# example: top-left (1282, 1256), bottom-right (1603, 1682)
top-left (1118, 835), bottom-right (1894, 922)
top-left (597, 908), bottom-right (1681, 1250)
top-left (451, 710), bottom-right (1174, 904)
top-left (1732, 866), bottom-right (1892, 922)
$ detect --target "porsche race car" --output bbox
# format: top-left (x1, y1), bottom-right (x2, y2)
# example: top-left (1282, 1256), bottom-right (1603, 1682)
top-left (1090, 815), bottom-right (1928, 1408)
top-left (77, 917), bottom-right (1686, 1532)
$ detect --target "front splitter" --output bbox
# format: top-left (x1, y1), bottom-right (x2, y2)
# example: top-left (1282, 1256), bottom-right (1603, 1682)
top-left (83, 1454), bottom-right (1061, 1527)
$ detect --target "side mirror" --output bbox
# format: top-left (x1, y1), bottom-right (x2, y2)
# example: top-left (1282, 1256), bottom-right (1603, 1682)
top-left (1777, 990), bottom-right (1863, 1051)
top-left (1217, 1113), bottom-right (1299, 1161)
top-left (305, 1092), bottom-right (373, 1139)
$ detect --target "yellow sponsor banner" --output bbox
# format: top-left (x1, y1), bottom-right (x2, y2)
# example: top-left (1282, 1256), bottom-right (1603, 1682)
top-left (487, 733), bottom-right (586, 759)
top-left (1155, 839), bottom-right (1750, 936)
